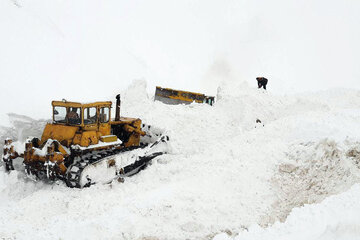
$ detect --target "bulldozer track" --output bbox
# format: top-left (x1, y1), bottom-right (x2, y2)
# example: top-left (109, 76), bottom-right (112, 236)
top-left (65, 145), bottom-right (145, 188)
top-left (65, 135), bottom-right (169, 188)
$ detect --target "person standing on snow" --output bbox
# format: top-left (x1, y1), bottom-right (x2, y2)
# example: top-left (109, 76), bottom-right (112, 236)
top-left (256, 77), bottom-right (268, 90)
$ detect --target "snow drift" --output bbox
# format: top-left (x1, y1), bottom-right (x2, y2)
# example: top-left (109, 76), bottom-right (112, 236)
top-left (214, 184), bottom-right (360, 240)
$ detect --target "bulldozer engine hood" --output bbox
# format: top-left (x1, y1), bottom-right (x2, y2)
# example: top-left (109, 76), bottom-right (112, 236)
top-left (41, 123), bottom-right (79, 147)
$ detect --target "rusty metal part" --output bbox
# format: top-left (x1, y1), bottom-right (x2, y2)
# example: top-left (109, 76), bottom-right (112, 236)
top-left (22, 139), bottom-right (66, 179)
top-left (115, 94), bottom-right (121, 121)
top-left (123, 124), bottom-right (146, 136)
top-left (2, 139), bottom-right (20, 171)
top-left (107, 159), bottom-right (116, 167)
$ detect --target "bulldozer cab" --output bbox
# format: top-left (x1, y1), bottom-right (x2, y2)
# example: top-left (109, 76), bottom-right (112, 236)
top-left (42, 98), bottom-right (144, 149)
top-left (52, 101), bottom-right (112, 128)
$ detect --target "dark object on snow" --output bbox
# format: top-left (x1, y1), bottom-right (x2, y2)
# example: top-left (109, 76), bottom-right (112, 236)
top-left (256, 77), bottom-right (268, 90)
top-left (255, 118), bottom-right (264, 128)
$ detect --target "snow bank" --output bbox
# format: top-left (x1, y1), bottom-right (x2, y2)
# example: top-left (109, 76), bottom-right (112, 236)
top-left (214, 183), bottom-right (360, 240)
top-left (272, 139), bottom-right (360, 222)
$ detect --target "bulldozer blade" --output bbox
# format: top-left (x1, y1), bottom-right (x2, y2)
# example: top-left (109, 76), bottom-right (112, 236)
top-left (155, 86), bottom-right (215, 106)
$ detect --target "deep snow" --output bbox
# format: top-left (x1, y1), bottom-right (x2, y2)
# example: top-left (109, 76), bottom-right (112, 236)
top-left (1, 80), bottom-right (360, 239)
top-left (214, 184), bottom-right (360, 240)
top-left (1, 0), bottom-right (360, 239)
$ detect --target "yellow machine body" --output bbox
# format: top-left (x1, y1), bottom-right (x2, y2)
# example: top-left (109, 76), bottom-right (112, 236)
top-left (18, 100), bottom-right (146, 177)
top-left (154, 86), bottom-right (215, 106)
top-left (2, 95), bottom-right (169, 188)
top-left (39, 100), bottom-right (145, 148)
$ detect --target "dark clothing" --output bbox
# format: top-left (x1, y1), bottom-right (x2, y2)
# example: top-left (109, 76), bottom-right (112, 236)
top-left (256, 77), bottom-right (268, 90)
top-left (66, 110), bottom-right (80, 124)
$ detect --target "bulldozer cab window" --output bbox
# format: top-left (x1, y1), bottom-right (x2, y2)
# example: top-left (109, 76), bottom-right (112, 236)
top-left (54, 106), bottom-right (67, 123)
top-left (84, 107), bottom-right (97, 125)
top-left (100, 107), bottom-right (110, 123)
top-left (66, 107), bottom-right (81, 125)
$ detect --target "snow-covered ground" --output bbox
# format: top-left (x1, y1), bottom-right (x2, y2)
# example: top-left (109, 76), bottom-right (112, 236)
top-left (1, 80), bottom-right (360, 239)
top-left (1, 0), bottom-right (360, 239)
top-left (214, 184), bottom-right (360, 240)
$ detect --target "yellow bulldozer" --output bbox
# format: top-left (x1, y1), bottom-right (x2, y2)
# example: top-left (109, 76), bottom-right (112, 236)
top-left (155, 86), bottom-right (215, 106)
top-left (2, 95), bottom-right (169, 188)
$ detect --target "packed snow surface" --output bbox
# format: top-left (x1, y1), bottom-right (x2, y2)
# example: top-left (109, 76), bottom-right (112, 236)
top-left (1, 80), bottom-right (360, 239)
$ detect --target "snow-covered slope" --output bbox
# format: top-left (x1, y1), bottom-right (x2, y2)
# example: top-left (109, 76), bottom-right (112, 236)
top-left (1, 0), bottom-right (360, 239)
top-left (1, 80), bottom-right (360, 239)
top-left (214, 184), bottom-right (360, 240)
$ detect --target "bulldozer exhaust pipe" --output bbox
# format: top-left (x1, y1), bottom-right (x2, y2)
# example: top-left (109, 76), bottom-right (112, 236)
top-left (115, 94), bottom-right (121, 121)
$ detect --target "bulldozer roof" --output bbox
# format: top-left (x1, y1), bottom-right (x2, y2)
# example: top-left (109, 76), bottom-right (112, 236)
top-left (52, 101), bottom-right (112, 108)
